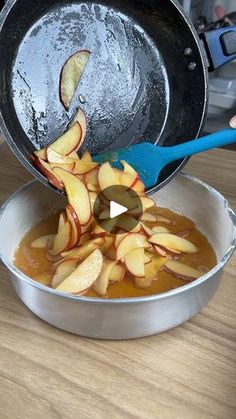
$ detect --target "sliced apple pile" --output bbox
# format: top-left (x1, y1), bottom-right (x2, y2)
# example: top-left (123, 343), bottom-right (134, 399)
top-left (32, 110), bottom-right (204, 296)
top-left (60, 50), bottom-right (91, 110)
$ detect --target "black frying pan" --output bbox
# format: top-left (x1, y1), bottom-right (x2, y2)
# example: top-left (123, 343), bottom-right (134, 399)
top-left (0, 0), bottom-right (236, 194)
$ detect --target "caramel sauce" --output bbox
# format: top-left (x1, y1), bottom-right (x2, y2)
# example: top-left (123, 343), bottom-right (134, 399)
top-left (14, 208), bottom-right (217, 298)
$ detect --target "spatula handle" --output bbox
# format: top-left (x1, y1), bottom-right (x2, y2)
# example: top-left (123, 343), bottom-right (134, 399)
top-left (163, 129), bottom-right (236, 163)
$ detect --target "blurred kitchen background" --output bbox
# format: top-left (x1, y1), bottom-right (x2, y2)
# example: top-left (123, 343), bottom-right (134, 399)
top-left (0, 0), bottom-right (235, 143)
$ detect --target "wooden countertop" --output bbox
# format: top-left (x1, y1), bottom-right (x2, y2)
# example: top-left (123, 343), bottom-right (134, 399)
top-left (0, 141), bottom-right (235, 419)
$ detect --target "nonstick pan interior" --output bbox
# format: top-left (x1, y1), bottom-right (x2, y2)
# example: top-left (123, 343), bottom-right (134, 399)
top-left (0, 0), bottom-right (208, 193)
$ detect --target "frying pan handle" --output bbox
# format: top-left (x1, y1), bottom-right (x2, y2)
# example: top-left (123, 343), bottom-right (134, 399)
top-left (201, 25), bottom-right (236, 71)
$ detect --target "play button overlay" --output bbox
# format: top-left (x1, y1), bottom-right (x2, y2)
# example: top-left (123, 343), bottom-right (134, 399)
top-left (110, 201), bottom-right (128, 219)
top-left (94, 185), bottom-right (143, 234)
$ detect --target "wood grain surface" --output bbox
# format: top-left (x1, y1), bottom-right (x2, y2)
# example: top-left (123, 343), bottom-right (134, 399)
top-left (0, 140), bottom-right (235, 419)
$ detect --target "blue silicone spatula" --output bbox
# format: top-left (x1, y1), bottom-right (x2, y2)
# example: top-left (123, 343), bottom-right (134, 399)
top-left (94, 129), bottom-right (236, 188)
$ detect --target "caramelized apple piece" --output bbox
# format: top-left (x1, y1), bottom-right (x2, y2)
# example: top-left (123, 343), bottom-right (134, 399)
top-left (56, 249), bottom-right (103, 294)
top-left (51, 259), bottom-right (77, 288)
top-left (31, 234), bottom-right (55, 249)
top-left (53, 168), bottom-right (91, 225)
top-left (163, 260), bottom-right (202, 281)
top-left (93, 260), bottom-right (116, 297)
top-left (149, 233), bottom-right (198, 254)
top-left (60, 50), bottom-right (91, 109)
top-left (116, 233), bottom-right (149, 261)
top-left (125, 248), bottom-right (145, 277)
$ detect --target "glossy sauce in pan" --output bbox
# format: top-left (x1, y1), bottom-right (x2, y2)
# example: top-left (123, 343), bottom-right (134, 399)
top-left (14, 208), bottom-right (217, 298)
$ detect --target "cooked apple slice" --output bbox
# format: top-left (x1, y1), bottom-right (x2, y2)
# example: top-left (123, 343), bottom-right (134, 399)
top-left (31, 234), bottom-right (55, 249)
top-left (115, 215), bottom-right (141, 233)
top-left (73, 160), bottom-right (98, 175)
top-left (141, 213), bottom-right (156, 223)
top-left (155, 215), bottom-right (172, 225)
top-left (34, 157), bottom-right (64, 190)
top-left (140, 197), bottom-right (155, 211)
top-left (34, 148), bottom-right (47, 161)
top-left (56, 249), bottom-right (103, 294)
top-left (51, 259), bottom-right (77, 288)
top-left (141, 223), bottom-right (154, 237)
top-left (163, 260), bottom-right (202, 281)
top-left (61, 238), bottom-right (104, 260)
top-left (152, 226), bottom-right (170, 234)
top-left (58, 211), bottom-right (67, 230)
top-left (66, 205), bottom-right (81, 248)
top-left (53, 168), bottom-right (91, 225)
top-left (47, 221), bottom-right (72, 256)
top-left (81, 150), bottom-right (92, 162)
top-left (98, 162), bottom-right (119, 192)
top-left (67, 150), bottom-right (80, 160)
top-left (34, 272), bottom-right (54, 286)
top-left (115, 231), bottom-right (129, 248)
top-left (47, 148), bottom-right (77, 164)
top-left (84, 166), bottom-right (99, 187)
top-left (144, 253), bottom-right (151, 264)
top-left (116, 233), bottom-right (149, 261)
top-left (69, 108), bottom-right (87, 146)
top-left (93, 260), bottom-right (116, 297)
top-left (153, 245), bottom-right (167, 258)
top-left (125, 248), bottom-right (145, 277)
top-left (120, 160), bottom-right (138, 177)
top-left (135, 255), bottom-right (168, 288)
top-left (132, 179), bottom-right (145, 195)
top-left (149, 233), bottom-right (198, 254)
top-left (109, 264), bottom-right (125, 283)
top-left (60, 50), bottom-right (91, 110)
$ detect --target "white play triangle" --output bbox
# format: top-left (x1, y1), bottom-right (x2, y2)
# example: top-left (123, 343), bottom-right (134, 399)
top-left (110, 200), bottom-right (128, 219)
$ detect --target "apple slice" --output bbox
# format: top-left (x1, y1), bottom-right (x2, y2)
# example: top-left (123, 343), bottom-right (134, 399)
top-left (152, 226), bottom-right (170, 234)
top-left (61, 238), bottom-right (104, 260)
top-left (163, 260), bottom-right (202, 282)
top-left (73, 160), bottom-right (98, 175)
top-left (34, 157), bottom-right (64, 190)
top-left (81, 150), bottom-right (92, 162)
top-left (98, 163), bottom-right (119, 192)
top-left (34, 148), bottom-right (47, 161)
top-left (141, 213), bottom-right (156, 223)
top-left (31, 234), bottom-right (55, 249)
top-left (140, 197), bottom-right (155, 211)
top-left (53, 168), bottom-right (91, 225)
top-left (51, 259), bottom-right (77, 288)
top-left (116, 233), bottom-right (149, 261)
top-left (84, 166), bottom-right (99, 187)
top-left (56, 249), bottom-right (103, 294)
top-left (132, 179), bottom-right (145, 195)
top-left (47, 148), bottom-right (77, 164)
top-left (141, 223), bottom-right (154, 237)
top-left (66, 205), bottom-right (81, 248)
top-left (115, 215), bottom-right (141, 233)
top-left (69, 108), bottom-right (87, 146)
top-left (93, 260), bottom-right (116, 297)
top-left (155, 215), bottom-right (172, 225)
top-left (149, 233), bottom-right (198, 254)
top-left (120, 160), bottom-right (138, 177)
top-left (60, 50), bottom-right (91, 110)
top-left (125, 248), bottom-right (145, 277)
top-left (119, 161), bottom-right (138, 188)
top-left (135, 255), bottom-right (168, 288)
top-left (47, 221), bottom-right (72, 256)
top-left (109, 264), bottom-right (125, 283)
top-left (144, 253), bottom-right (151, 264)
top-left (153, 245), bottom-right (167, 258)
top-left (58, 211), bottom-right (67, 230)
top-left (68, 150), bottom-right (80, 160)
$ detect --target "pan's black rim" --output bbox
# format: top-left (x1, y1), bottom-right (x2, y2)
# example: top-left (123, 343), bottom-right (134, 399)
top-left (0, 0), bottom-right (209, 195)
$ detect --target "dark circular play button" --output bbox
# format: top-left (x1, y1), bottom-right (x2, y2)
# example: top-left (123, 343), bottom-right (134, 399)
top-left (94, 185), bottom-right (143, 234)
